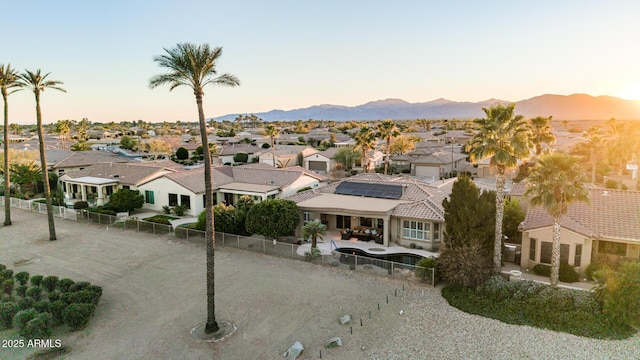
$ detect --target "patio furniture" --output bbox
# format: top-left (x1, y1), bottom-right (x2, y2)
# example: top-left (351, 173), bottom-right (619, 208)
top-left (340, 229), bottom-right (352, 240)
top-left (354, 229), bottom-right (372, 241)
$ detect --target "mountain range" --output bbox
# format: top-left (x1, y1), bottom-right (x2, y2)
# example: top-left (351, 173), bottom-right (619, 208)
top-left (215, 94), bottom-right (640, 122)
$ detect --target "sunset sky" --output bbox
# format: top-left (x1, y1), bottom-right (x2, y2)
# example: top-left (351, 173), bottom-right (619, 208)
top-left (4, 1), bottom-right (640, 124)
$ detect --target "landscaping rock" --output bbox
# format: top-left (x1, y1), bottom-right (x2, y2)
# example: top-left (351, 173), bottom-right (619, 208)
top-left (283, 341), bottom-right (304, 360)
top-left (325, 337), bottom-right (343, 348)
top-left (339, 314), bottom-right (351, 325)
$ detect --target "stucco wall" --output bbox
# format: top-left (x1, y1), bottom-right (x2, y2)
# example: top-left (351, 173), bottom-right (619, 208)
top-left (521, 227), bottom-right (592, 273)
top-left (138, 177), bottom-right (201, 216)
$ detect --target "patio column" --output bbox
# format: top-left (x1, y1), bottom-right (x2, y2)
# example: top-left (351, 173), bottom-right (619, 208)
top-left (383, 215), bottom-right (390, 247)
top-left (81, 185), bottom-right (87, 201)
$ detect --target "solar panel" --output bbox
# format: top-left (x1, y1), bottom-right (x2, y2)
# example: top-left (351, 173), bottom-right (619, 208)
top-left (335, 182), bottom-right (403, 199)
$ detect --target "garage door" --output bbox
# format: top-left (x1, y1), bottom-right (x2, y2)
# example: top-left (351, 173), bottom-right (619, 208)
top-left (414, 165), bottom-right (439, 179)
top-left (308, 161), bottom-right (327, 172)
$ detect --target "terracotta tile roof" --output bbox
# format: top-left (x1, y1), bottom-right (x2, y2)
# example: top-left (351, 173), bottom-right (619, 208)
top-left (392, 199), bottom-right (445, 221)
top-left (521, 189), bottom-right (640, 240)
top-left (217, 144), bottom-right (260, 156)
top-left (53, 151), bottom-right (131, 169)
top-left (63, 162), bottom-right (172, 186)
top-left (164, 167), bottom-right (234, 194)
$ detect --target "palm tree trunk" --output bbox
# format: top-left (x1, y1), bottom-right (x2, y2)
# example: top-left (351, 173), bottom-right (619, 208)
top-left (196, 93), bottom-right (219, 334)
top-left (590, 148), bottom-right (596, 184)
top-left (3, 92), bottom-right (11, 226)
top-left (35, 92), bottom-right (56, 241)
top-left (271, 137), bottom-right (276, 167)
top-left (550, 216), bottom-right (561, 288)
top-left (362, 148), bottom-right (367, 173)
top-left (384, 137), bottom-right (390, 175)
top-left (493, 169), bottom-right (505, 274)
top-left (311, 235), bottom-right (317, 249)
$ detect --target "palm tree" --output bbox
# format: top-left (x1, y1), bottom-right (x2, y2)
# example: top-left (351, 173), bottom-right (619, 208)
top-left (54, 119), bottom-right (72, 149)
top-left (303, 219), bottom-right (327, 249)
top-left (70, 141), bottom-right (92, 151)
top-left (264, 124), bottom-right (279, 167)
top-left (377, 120), bottom-right (400, 175)
top-left (528, 116), bottom-right (555, 156)
top-left (9, 123), bottom-right (20, 135)
top-left (583, 126), bottom-right (604, 184)
top-left (18, 69), bottom-right (65, 241)
top-left (1, 64), bottom-right (24, 226)
top-left (353, 125), bottom-right (377, 173)
top-left (332, 146), bottom-right (358, 170)
top-left (525, 152), bottom-right (589, 287)
top-left (390, 135), bottom-right (418, 155)
top-left (466, 103), bottom-right (531, 273)
top-left (150, 43), bottom-right (239, 335)
top-left (10, 162), bottom-right (42, 195)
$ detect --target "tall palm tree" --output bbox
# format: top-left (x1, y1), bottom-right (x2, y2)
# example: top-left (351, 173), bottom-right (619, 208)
top-left (583, 126), bottom-right (604, 184)
top-left (150, 43), bottom-right (239, 335)
top-left (525, 152), bottom-right (589, 287)
top-left (528, 116), bottom-right (555, 156)
top-left (54, 119), bottom-right (72, 149)
top-left (353, 125), bottom-right (377, 173)
top-left (264, 124), bottom-right (279, 167)
top-left (303, 219), bottom-right (327, 249)
top-left (466, 103), bottom-right (531, 273)
top-left (18, 69), bottom-right (65, 241)
top-left (1, 64), bottom-right (24, 226)
top-left (377, 120), bottom-right (400, 175)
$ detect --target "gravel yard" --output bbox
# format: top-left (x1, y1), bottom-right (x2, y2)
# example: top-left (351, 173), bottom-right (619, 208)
top-left (1, 208), bottom-right (638, 359)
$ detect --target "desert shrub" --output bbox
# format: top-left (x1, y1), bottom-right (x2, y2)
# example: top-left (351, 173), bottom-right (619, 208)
top-left (63, 303), bottom-right (96, 331)
top-left (48, 300), bottom-right (66, 325)
top-left (233, 152), bottom-right (249, 163)
top-left (57, 279), bottom-right (75, 293)
top-left (85, 285), bottom-right (103, 303)
top-left (13, 308), bottom-right (37, 334)
top-left (415, 257), bottom-right (438, 280)
top-left (173, 203), bottom-right (187, 216)
top-left (245, 199), bottom-right (300, 239)
top-left (89, 207), bottom-right (117, 216)
top-left (3, 279), bottom-right (13, 295)
top-left (533, 264), bottom-right (551, 276)
top-left (438, 242), bottom-right (492, 288)
top-left (0, 302), bottom-right (18, 328)
top-left (1, 269), bottom-right (13, 281)
top-left (69, 281), bottom-right (91, 293)
top-left (585, 262), bottom-right (602, 281)
top-left (605, 179), bottom-right (618, 189)
top-left (0, 264), bottom-right (5, 271)
top-left (17, 297), bottom-right (35, 310)
top-left (34, 301), bottom-right (50, 313)
top-left (162, 205), bottom-right (171, 214)
top-left (26, 286), bottom-right (43, 301)
top-left (304, 248), bottom-right (322, 260)
top-left (15, 271), bottom-right (29, 286)
top-left (143, 215), bottom-right (174, 225)
top-left (176, 147), bottom-right (189, 160)
top-left (30, 275), bottom-right (43, 287)
top-left (261, 143), bottom-right (270, 148)
top-left (74, 201), bottom-right (89, 209)
top-left (64, 290), bottom-right (100, 305)
top-left (106, 188), bottom-right (144, 212)
top-left (41, 276), bottom-right (59, 292)
top-left (15, 285), bottom-right (28, 297)
top-left (598, 262), bottom-right (640, 327)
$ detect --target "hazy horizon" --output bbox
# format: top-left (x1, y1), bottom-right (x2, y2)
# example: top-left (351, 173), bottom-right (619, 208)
top-left (4, 1), bottom-right (640, 124)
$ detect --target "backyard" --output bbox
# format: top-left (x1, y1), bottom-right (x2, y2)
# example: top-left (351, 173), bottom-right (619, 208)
top-left (1, 209), bottom-right (639, 359)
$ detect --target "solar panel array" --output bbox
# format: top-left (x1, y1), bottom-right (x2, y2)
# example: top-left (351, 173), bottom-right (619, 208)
top-left (335, 182), bottom-right (403, 199)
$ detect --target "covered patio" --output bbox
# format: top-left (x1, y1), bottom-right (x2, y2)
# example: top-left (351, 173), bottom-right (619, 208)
top-left (60, 176), bottom-right (118, 206)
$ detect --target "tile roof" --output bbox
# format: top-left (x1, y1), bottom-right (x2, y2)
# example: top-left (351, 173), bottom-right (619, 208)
top-left (53, 151), bottom-right (131, 169)
top-left (217, 144), bottom-right (261, 156)
top-left (63, 162), bottom-right (172, 186)
top-left (521, 189), bottom-right (640, 240)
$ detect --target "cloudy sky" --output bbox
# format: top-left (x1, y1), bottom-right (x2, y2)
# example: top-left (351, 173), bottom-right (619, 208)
top-left (4, 0), bottom-right (640, 123)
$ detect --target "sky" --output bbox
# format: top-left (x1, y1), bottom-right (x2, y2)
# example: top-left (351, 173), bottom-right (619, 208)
top-left (4, 0), bottom-right (640, 124)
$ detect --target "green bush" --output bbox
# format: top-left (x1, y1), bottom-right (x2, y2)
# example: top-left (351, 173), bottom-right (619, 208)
top-left (30, 275), bottom-right (43, 287)
top-left (48, 300), bottom-right (66, 325)
top-left (533, 263), bottom-right (579, 283)
top-left (69, 281), bottom-right (91, 293)
top-left (17, 297), bottom-right (35, 311)
top-left (42, 276), bottom-right (59, 292)
top-left (89, 207), bottom-right (117, 216)
top-left (233, 152), bottom-right (249, 163)
top-left (63, 290), bottom-right (101, 306)
top-left (15, 271), bottom-right (29, 286)
top-left (106, 188), bottom-right (144, 212)
top-left (0, 264), bottom-right (5, 271)
top-left (74, 201), bottom-right (89, 209)
top-left (0, 302), bottom-right (18, 328)
top-left (585, 262), bottom-right (607, 281)
top-left (162, 205), bottom-right (171, 214)
top-left (63, 303), bottom-right (96, 331)
top-left (13, 309), bottom-right (37, 335)
top-left (47, 292), bottom-right (60, 302)
top-left (58, 279), bottom-right (75, 293)
top-left (1, 269), bottom-right (13, 281)
top-left (173, 203), bottom-right (187, 216)
top-left (14, 310), bottom-right (52, 340)
top-left (3, 279), bottom-right (13, 295)
top-left (415, 257), bottom-right (438, 280)
top-left (176, 147), bottom-right (189, 160)
top-left (599, 262), bottom-right (640, 328)
top-left (15, 285), bottom-right (28, 297)
top-left (26, 286), bottom-right (44, 301)
top-left (34, 301), bottom-right (50, 313)
top-left (438, 242), bottom-right (492, 288)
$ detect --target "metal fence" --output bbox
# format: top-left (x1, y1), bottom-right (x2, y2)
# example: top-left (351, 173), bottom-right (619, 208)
top-left (2, 195), bottom-right (435, 285)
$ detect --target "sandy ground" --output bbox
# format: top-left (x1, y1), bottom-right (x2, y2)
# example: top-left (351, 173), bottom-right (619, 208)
top-left (1, 209), bottom-right (639, 360)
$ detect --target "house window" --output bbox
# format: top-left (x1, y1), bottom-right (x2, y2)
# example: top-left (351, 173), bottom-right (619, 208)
top-left (122, 185), bottom-right (130, 190)
top-left (224, 193), bottom-right (234, 205)
top-left (574, 244), bottom-right (582, 267)
top-left (168, 193), bottom-right (178, 206)
top-left (433, 223), bottom-right (440, 242)
top-left (560, 244), bottom-right (569, 265)
top-left (529, 238), bottom-right (537, 261)
top-left (402, 220), bottom-right (431, 241)
top-left (180, 195), bottom-right (191, 209)
top-left (105, 186), bottom-right (114, 196)
top-left (360, 217), bottom-right (373, 228)
top-left (540, 242), bottom-right (552, 264)
top-left (336, 215), bottom-right (351, 229)
top-left (145, 190), bottom-right (154, 204)
top-left (303, 212), bottom-right (310, 224)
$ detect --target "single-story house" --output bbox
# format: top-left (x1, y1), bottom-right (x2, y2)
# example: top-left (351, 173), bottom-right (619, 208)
top-left (216, 144), bottom-right (261, 164)
top-left (303, 147), bottom-right (341, 175)
top-left (52, 151), bottom-right (131, 176)
top-left (519, 188), bottom-right (640, 273)
top-left (257, 145), bottom-right (316, 168)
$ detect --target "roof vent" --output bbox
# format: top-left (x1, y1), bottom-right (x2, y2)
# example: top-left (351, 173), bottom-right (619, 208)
top-left (113, 175), bottom-right (120, 178)
top-left (602, 190), bottom-right (609, 196)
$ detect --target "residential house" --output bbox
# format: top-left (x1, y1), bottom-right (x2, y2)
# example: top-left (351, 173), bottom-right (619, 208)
top-left (216, 143), bottom-right (261, 164)
top-left (519, 189), bottom-right (640, 274)
top-left (257, 145), bottom-right (316, 168)
top-left (59, 162), bottom-right (176, 206)
top-left (303, 147), bottom-right (341, 175)
top-left (390, 147), bottom-right (468, 180)
top-left (138, 163), bottom-right (328, 216)
top-left (52, 151), bottom-right (131, 176)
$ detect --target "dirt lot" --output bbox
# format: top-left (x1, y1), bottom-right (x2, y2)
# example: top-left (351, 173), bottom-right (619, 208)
top-left (1, 209), bottom-right (639, 359)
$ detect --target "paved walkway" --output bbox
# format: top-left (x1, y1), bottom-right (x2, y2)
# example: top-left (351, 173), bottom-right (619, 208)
top-left (502, 262), bottom-right (595, 291)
